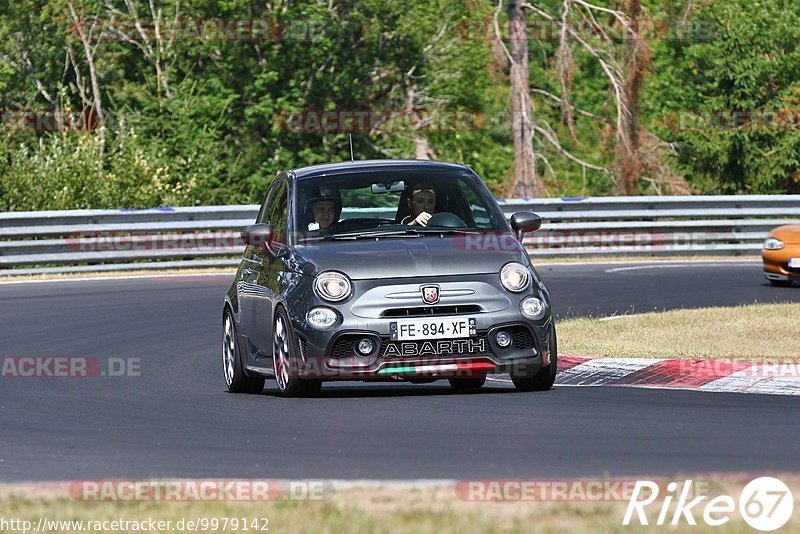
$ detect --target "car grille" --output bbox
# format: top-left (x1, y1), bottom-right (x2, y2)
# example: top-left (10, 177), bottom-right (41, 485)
top-left (298, 337), bottom-right (308, 359)
top-left (381, 305), bottom-right (481, 318)
top-left (785, 263), bottom-right (800, 275)
top-left (507, 325), bottom-right (535, 350)
top-left (331, 336), bottom-right (360, 358)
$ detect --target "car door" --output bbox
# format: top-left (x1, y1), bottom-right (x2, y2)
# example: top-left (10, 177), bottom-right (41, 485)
top-left (247, 177), bottom-right (290, 357)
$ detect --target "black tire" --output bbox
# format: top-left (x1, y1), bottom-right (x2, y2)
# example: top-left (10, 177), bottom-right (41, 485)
top-left (769, 279), bottom-right (794, 287)
top-left (273, 307), bottom-right (321, 397)
top-left (511, 324), bottom-right (558, 392)
top-left (448, 376), bottom-right (486, 391)
top-left (223, 310), bottom-right (265, 394)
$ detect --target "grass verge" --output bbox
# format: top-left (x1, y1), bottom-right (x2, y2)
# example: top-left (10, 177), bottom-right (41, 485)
top-left (558, 302), bottom-right (800, 361)
top-left (1, 476), bottom-right (799, 533)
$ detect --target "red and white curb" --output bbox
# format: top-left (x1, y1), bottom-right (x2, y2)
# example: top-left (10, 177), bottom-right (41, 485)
top-left (492, 356), bottom-right (800, 396)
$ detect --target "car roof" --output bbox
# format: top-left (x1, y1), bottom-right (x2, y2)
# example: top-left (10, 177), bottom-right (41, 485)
top-left (290, 159), bottom-right (472, 180)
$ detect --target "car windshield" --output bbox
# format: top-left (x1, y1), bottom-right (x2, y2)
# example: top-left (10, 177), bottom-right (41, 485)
top-left (295, 169), bottom-right (507, 241)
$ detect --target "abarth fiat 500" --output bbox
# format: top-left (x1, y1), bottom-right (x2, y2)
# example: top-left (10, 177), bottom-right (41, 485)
top-left (222, 160), bottom-right (556, 396)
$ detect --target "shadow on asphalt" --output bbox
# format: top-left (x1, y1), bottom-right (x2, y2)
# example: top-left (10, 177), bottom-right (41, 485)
top-left (257, 383), bottom-right (525, 399)
top-left (760, 282), bottom-right (800, 290)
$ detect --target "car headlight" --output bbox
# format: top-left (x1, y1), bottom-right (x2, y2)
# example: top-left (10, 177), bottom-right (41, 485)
top-left (306, 307), bottom-right (338, 330)
top-left (520, 296), bottom-right (546, 320)
top-left (314, 271), bottom-right (352, 302)
top-left (764, 237), bottom-right (784, 250)
top-left (500, 262), bottom-right (530, 292)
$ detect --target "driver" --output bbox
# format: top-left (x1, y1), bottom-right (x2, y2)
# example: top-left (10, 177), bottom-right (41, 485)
top-left (403, 185), bottom-right (436, 227)
top-left (312, 199), bottom-right (337, 230)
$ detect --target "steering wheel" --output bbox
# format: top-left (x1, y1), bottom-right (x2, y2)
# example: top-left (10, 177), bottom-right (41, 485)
top-left (426, 212), bottom-right (468, 228)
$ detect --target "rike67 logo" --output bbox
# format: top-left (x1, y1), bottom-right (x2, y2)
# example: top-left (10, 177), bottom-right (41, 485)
top-left (623, 477), bottom-right (794, 531)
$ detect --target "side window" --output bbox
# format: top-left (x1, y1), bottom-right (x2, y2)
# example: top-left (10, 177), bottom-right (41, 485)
top-left (265, 179), bottom-right (289, 244)
top-left (256, 189), bottom-right (270, 224)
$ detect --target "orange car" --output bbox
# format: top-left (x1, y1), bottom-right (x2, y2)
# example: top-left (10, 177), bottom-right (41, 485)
top-left (762, 225), bottom-right (800, 286)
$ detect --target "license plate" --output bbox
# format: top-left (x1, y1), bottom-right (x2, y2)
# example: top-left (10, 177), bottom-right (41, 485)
top-left (789, 258), bottom-right (800, 268)
top-left (390, 317), bottom-right (476, 341)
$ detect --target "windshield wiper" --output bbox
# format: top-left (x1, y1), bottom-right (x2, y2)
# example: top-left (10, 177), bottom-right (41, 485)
top-left (409, 227), bottom-right (482, 234)
top-left (302, 227), bottom-right (483, 241)
top-left (301, 229), bottom-right (415, 241)
top-left (331, 229), bottom-right (420, 239)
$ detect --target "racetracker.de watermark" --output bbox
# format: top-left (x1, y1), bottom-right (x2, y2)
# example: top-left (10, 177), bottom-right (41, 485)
top-left (69, 18), bottom-right (283, 42)
top-left (0, 357), bottom-right (140, 378)
top-left (660, 109), bottom-right (800, 133)
top-left (68, 480), bottom-right (333, 502)
top-left (273, 110), bottom-right (485, 133)
top-left (66, 232), bottom-right (244, 252)
top-left (457, 17), bottom-right (718, 43)
top-left (456, 479), bottom-right (709, 502)
top-left (453, 229), bottom-right (767, 254)
top-left (1, 109), bottom-right (99, 133)
top-left (453, 230), bottom-right (665, 253)
top-left (679, 359), bottom-right (800, 379)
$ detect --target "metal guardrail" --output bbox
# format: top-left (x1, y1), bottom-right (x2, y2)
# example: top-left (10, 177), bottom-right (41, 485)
top-left (1, 195), bottom-right (798, 275)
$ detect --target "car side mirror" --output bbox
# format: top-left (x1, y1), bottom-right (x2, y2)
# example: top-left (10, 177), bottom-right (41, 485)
top-left (510, 212), bottom-right (542, 241)
top-left (241, 223), bottom-right (274, 251)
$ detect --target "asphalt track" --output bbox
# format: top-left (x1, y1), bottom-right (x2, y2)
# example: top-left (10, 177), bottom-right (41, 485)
top-left (1, 260), bottom-right (799, 482)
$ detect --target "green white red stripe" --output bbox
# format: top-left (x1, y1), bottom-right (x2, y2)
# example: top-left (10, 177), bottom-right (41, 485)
top-left (378, 362), bottom-right (494, 375)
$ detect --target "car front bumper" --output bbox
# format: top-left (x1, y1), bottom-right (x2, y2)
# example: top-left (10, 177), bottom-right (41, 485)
top-left (762, 245), bottom-right (800, 282)
top-left (286, 273), bottom-right (554, 381)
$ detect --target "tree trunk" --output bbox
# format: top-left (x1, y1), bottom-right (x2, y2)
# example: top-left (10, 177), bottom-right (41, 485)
top-left (617, 0), bottom-right (649, 195)
top-left (66, 0), bottom-right (105, 156)
top-left (507, 0), bottom-right (541, 198)
top-left (405, 87), bottom-right (436, 160)
top-left (413, 135), bottom-right (436, 160)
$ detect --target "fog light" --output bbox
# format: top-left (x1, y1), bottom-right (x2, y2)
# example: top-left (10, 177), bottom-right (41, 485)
top-left (520, 296), bottom-right (545, 320)
top-left (495, 330), bottom-right (512, 348)
top-left (356, 338), bottom-right (375, 356)
top-left (306, 307), bottom-right (337, 330)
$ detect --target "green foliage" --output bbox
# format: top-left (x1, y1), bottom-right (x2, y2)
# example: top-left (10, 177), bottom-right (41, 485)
top-left (2, 0), bottom-right (800, 211)
top-left (0, 126), bottom-right (199, 210)
top-left (647, 0), bottom-right (800, 193)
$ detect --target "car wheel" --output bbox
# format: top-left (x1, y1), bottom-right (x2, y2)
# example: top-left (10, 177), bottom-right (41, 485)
top-left (223, 310), bottom-right (265, 394)
top-left (769, 279), bottom-right (794, 287)
top-left (273, 308), bottom-right (321, 397)
top-left (511, 324), bottom-right (558, 392)
top-left (448, 376), bottom-right (486, 391)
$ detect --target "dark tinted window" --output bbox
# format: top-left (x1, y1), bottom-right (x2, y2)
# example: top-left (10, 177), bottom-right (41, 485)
top-left (295, 169), bottom-right (505, 238)
top-left (265, 179), bottom-right (289, 244)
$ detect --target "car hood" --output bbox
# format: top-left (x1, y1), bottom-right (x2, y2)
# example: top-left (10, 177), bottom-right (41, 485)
top-left (771, 225), bottom-right (800, 245)
top-left (292, 235), bottom-right (530, 280)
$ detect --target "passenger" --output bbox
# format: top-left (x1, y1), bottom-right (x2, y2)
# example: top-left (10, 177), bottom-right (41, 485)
top-left (403, 185), bottom-right (436, 227)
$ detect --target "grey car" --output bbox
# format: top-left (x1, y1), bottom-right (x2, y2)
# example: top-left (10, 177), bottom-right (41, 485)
top-left (223, 160), bottom-right (556, 396)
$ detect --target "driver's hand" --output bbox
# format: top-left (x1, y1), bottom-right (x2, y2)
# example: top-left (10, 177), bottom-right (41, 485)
top-left (410, 212), bottom-right (432, 227)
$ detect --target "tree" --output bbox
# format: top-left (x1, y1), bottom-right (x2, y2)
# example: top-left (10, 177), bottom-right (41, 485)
top-left (649, 0), bottom-right (800, 193)
top-left (506, 0), bottom-right (540, 197)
